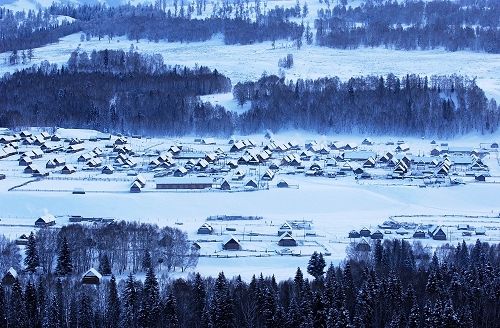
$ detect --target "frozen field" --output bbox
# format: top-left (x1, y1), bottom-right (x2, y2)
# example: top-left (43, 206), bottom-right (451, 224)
top-left (1, 128), bottom-right (499, 279)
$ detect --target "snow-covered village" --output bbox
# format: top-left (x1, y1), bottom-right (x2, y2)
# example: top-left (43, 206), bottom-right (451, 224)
top-left (0, 0), bottom-right (499, 327)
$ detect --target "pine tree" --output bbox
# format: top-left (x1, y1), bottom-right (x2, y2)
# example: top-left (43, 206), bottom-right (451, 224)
top-left (99, 254), bottom-right (112, 275)
top-left (55, 279), bottom-right (65, 327)
top-left (24, 231), bottom-right (40, 273)
top-left (55, 237), bottom-right (73, 275)
top-left (44, 295), bottom-right (61, 328)
top-left (192, 272), bottom-right (206, 325)
top-left (9, 279), bottom-right (27, 328)
top-left (79, 292), bottom-right (93, 328)
top-left (106, 275), bottom-right (120, 328)
top-left (407, 303), bottom-right (420, 328)
top-left (211, 272), bottom-right (234, 328)
top-left (25, 281), bottom-right (40, 327)
top-left (122, 273), bottom-right (138, 328)
top-left (294, 267), bottom-right (304, 301)
top-left (142, 250), bottom-right (152, 271)
top-left (307, 251), bottom-right (326, 279)
top-left (164, 293), bottom-right (179, 328)
top-left (311, 292), bottom-right (326, 328)
top-left (140, 266), bottom-right (161, 328)
top-left (0, 283), bottom-right (6, 328)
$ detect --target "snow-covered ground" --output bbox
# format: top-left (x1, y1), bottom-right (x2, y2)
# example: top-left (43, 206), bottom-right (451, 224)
top-left (1, 128), bottom-right (499, 279)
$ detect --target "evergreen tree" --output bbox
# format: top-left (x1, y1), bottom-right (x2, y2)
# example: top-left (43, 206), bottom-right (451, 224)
top-left (192, 272), bottom-right (206, 325)
top-left (9, 279), bottom-right (27, 328)
top-left (164, 293), bottom-right (179, 328)
top-left (142, 250), bottom-right (152, 271)
top-left (122, 273), bottom-right (138, 328)
top-left (211, 272), bottom-right (234, 328)
top-left (106, 275), bottom-right (120, 328)
top-left (55, 237), bottom-right (73, 276)
top-left (24, 231), bottom-right (40, 273)
top-left (99, 254), bottom-right (112, 275)
top-left (139, 266), bottom-right (161, 328)
top-left (0, 283), bottom-right (6, 328)
top-left (78, 292), bottom-right (93, 328)
top-left (25, 281), bottom-right (40, 327)
top-left (44, 295), bottom-right (61, 328)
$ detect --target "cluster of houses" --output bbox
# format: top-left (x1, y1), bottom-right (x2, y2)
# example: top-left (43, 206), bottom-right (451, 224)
top-left (2, 266), bottom-right (105, 286)
top-left (196, 221), bottom-right (301, 251)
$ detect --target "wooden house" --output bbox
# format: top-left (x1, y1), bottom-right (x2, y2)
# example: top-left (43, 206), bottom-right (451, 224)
top-left (413, 229), bottom-right (426, 239)
top-left (61, 165), bottom-right (76, 174)
top-left (220, 179), bottom-right (231, 190)
top-left (363, 157), bottom-right (376, 168)
top-left (278, 222), bottom-right (293, 236)
top-left (277, 180), bottom-right (289, 188)
top-left (81, 268), bottom-right (102, 285)
top-left (156, 177), bottom-right (214, 190)
top-left (2, 267), bottom-right (18, 285)
top-left (348, 230), bottom-right (361, 238)
top-left (245, 179), bottom-right (258, 189)
top-left (35, 214), bottom-right (56, 227)
top-left (102, 165), bottom-right (114, 175)
top-left (475, 174), bottom-right (486, 182)
top-left (370, 230), bottom-right (384, 240)
top-left (359, 227), bottom-right (371, 237)
top-left (130, 181), bottom-right (142, 193)
top-left (429, 226), bottom-right (447, 240)
top-left (173, 167), bottom-right (188, 177)
top-left (278, 232), bottom-right (297, 247)
top-left (19, 156), bottom-right (32, 166)
top-left (475, 227), bottom-right (486, 235)
top-left (197, 223), bottom-right (214, 235)
top-left (223, 236), bottom-right (242, 250)
top-left (355, 238), bottom-right (371, 252)
top-left (262, 169), bottom-right (275, 181)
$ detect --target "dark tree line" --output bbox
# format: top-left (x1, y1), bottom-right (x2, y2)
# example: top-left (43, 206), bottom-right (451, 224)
top-left (315, 0), bottom-right (500, 52)
top-left (234, 74), bottom-right (500, 137)
top-left (0, 50), bottom-right (234, 136)
top-left (1, 3), bottom-right (303, 53)
top-left (1, 238), bottom-right (499, 327)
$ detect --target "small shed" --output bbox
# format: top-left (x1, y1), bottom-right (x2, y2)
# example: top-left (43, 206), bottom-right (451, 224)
top-left (475, 174), bottom-right (486, 182)
top-left (35, 214), bottom-right (56, 227)
top-left (223, 236), bottom-right (241, 250)
top-left (2, 267), bottom-right (18, 285)
top-left (475, 227), bottom-right (486, 235)
top-left (197, 223), bottom-right (214, 235)
top-left (220, 179), bottom-right (231, 190)
top-left (277, 180), bottom-right (289, 188)
top-left (81, 268), bottom-right (102, 285)
top-left (278, 232), bottom-right (297, 247)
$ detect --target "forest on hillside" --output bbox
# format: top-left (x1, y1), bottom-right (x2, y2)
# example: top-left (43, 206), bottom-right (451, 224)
top-left (0, 51), bottom-right (498, 137)
top-left (1, 0), bottom-right (498, 53)
top-left (1, 228), bottom-right (499, 328)
top-left (315, 0), bottom-right (499, 52)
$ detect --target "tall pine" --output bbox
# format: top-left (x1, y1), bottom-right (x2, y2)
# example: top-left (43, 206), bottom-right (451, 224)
top-left (24, 231), bottom-right (40, 273)
top-left (55, 236), bottom-right (73, 276)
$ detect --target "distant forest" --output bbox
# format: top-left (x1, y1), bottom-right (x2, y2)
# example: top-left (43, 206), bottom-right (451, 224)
top-left (0, 0), bottom-right (499, 54)
top-left (235, 74), bottom-right (499, 137)
top-left (0, 50), bottom-right (234, 136)
top-left (0, 2), bottom-right (303, 53)
top-left (1, 233), bottom-right (499, 328)
top-left (0, 51), bottom-right (498, 137)
top-left (315, 0), bottom-right (499, 52)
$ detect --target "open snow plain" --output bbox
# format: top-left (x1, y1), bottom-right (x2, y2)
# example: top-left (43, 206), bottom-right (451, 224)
top-left (1, 128), bottom-right (499, 279)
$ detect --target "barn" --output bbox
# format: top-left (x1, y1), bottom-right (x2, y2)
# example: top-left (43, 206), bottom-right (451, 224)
top-left (348, 230), bottom-right (361, 238)
top-left (156, 177), bottom-right (214, 190)
top-left (278, 222), bottom-right (293, 236)
top-left (223, 236), bottom-right (241, 250)
top-left (429, 226), bottom-right (447, 240)
top-left (61, 165), bottom-right (76, 174)
top-left (81, 268), bottom-right (102, 285)
top-left (278, 233), bottom-right (297, 247)
top-left (35, 214), bottom-right (56, 227)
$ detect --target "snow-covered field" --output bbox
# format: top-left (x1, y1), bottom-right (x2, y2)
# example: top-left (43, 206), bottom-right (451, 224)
top-left (1, 128), bottom-right (499, 279)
